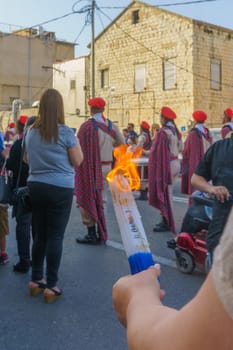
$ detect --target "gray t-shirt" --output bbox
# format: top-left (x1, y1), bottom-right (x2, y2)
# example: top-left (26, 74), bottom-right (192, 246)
top-left (25, 125), bottom-right (78, 188)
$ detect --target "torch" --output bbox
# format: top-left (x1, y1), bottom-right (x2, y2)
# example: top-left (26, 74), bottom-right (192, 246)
top-left (107, 145), bottom-right (155, 274)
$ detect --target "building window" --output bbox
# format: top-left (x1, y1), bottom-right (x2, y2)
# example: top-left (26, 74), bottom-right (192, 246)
top-left (70, 79), bottom-right (76, 90)
top-left (163, 58), bottom-right (176, 90)
top-left (100, 69), bottom-right (109, 88)
top-left (134, 63), bottom-right (146, 93)
top-left (132, 10), bottom-right (139, 24)
top-left (210, 59), bottom-right (221, 90)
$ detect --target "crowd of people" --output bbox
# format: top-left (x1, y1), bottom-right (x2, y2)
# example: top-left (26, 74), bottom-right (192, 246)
top-left (0, 92), bottom-right (233, 344)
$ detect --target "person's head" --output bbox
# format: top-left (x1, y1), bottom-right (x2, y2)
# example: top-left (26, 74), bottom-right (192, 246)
top-left (192, 110), bottom-right (207, 125)
top-left (127, 123), bottom-right (135, 132)
top-left (8, 122), bottom-right (15, 130)
top-left (35, 88), bottom-right (65, 142)
top-left (88, 97), bottom-right (106, 115)
top-left (140, 120), bottom-right (150, 133)
top-left (223, 108), bottom-right (233, 124)
top-left (16, 115), bottom-right (29, 134)
top-left (160, 106), bottom-right (176, 126)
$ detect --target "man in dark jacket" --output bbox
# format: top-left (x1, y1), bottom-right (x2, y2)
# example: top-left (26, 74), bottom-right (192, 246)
top-left (191, 134), bottom-right (233, 267)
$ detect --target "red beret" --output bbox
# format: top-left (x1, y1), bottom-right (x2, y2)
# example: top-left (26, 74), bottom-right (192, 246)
top-left (8, 122), bottom-right (15, 128)
top-left (224, 108), bottom-right (233, 118)
top-left (161, 106), bottom-right (176, 120)
top-left (141, 120), bottom-right (150, 130)
top-left (192, 110), bottom-right (207, 123)
top-left (88, 97), bottom-right (106, 109)
top-left (18, 115), bottom-right (29, 125)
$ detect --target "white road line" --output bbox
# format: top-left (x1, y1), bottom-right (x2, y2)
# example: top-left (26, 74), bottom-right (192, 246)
top-left (106, 239), bottom-right (177, 269)
top-left (173, 196), bottom-right (188, 204)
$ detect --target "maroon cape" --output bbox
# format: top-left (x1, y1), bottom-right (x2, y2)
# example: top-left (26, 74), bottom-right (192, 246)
top-left (74, 118), bottom-right (116, 241)
top-left (181, 128), bottom-right (212, 195)
top-left (148, 128), bottom-right (175, 233)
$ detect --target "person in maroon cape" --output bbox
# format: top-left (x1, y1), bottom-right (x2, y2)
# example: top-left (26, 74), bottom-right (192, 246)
top-left (221, 108), bottom-right (233, 139)
top-left (75, 97), bottom-right (125, 244)
top-left (148, 106), bottom-right (183, 233)
top-left (181, 110), bottom-right (212, 198)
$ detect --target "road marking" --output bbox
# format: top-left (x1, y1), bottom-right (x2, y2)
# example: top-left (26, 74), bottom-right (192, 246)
top-left (106, 239), bottom-right (177, 269)
top-left (173, 196), bottom-right (188, 204)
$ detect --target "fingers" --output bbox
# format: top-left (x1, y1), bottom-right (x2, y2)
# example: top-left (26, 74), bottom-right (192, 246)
top-left (213, 186), bottom-right (230, 203)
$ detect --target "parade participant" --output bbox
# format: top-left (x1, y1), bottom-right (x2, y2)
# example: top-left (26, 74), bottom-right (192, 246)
top-left (149, 106), bottom-right (183, 233)
top-left (122, 128), bottom-right (129, 143)
top-left (6, 116), bottom-right (35, 273)
top-left (181, 110), bottom-right (212, 197)
top-left (112, 210), bottom-right (233, 350)
top-left (25, 88), bottom-right (83, 303)
top-left (0, 130), bottom-right (9, 264)
top-left (221, 108), bottom-right (233, 139)
top-left (151, 122), bottom-right (160, 140)
top-left (191, 133), bottom-right (233, 267)
top-left (4, 122), bottom-right (15, 143)
top-left (134, 121), bottom-right (151, 200)
top-left (75, 97), bottom-right (125, 245)
top-left (137, 121), bottom-right (152, 151)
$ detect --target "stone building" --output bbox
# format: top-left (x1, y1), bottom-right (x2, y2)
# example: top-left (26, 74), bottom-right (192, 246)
top-left (92, 0), bottom-right (233, 131)
top-left (0, 27), bottom-right (75, 114)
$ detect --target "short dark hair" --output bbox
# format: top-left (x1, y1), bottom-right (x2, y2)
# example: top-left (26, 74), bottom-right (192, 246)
top-left (128, 123), bottom-right (134, 128)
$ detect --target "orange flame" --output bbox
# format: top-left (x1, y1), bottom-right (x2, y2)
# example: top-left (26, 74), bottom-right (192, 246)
top-left (107, 144), bottom-right (142, 191)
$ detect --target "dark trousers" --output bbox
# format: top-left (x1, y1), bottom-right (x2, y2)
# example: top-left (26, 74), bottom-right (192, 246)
top-left (28, 182), bottom-right (73, 288)
top-left (207, 200), bottom-right (232, 253)
top-left (15, 210), bottom-right (32, 264)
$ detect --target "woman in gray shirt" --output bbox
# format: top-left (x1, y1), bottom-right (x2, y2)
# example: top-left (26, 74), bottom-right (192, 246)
top-left (25, 88), bottom-right (83, 303)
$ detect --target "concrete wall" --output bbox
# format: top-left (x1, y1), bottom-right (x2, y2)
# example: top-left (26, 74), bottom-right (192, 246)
top-left (0, 32), bottom-right (74, 111)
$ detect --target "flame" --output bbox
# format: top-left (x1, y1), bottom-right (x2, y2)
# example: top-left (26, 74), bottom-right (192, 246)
top-left (107, 144), bottom-right (142, 191)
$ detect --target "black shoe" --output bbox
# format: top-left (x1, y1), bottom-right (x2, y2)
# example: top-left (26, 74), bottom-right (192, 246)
top-left (13, 261), bottom-right (30, 273)
top-left (153, 222), bottom-right (170, 232)
top-left (76, 234), bottom-right (101, 245)
top-left (167, 238), bottom-right (177, 249)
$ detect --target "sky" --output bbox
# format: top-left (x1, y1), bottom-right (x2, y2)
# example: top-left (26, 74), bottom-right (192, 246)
top-left (0, 0), bottom-right (231, 57)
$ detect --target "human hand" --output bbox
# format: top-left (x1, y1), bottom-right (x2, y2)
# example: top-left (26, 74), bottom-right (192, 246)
top-left (208, 185), bottom-right (230, 203)
top-left (112, 264), bottom-right (165, 327)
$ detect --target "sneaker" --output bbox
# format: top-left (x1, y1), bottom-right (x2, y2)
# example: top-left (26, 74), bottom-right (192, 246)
top-left (0, 253), bottom-right (9, 265)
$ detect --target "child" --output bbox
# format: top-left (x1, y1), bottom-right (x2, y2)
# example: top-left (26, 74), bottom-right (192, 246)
top-left (0, 205), bottom-right (9, 264)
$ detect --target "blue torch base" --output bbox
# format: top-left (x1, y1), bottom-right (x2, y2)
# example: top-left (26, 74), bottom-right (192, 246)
top-left (128, 252), bottom-right (155, 275)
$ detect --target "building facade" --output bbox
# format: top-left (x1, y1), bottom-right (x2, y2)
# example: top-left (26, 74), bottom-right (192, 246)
top-left (53, 56), bottom-right (90, 130)
top-left (92, 0), bottom-right (233, 130)
top-left (0, 27), bottom-right (75, 113)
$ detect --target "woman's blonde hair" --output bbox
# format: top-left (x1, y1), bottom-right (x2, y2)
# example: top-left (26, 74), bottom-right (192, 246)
top-left (33, 88), bottom-right (65, 143)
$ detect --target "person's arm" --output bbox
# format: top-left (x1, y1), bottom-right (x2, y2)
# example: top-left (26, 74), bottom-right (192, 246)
top-left (112, 266), bottom-right (233, 350)
top-left (191, 174), bottom-right (230, 202)
top-left (68, 143), bottom-right (83, 167)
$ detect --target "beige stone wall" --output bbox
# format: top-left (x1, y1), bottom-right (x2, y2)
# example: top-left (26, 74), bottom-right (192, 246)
top-left (193, 21), bottom-right (233, 127)
top-left (0, 33), bottom-right (74, 111)
top-left (93, 1), bottom-right (195, 132)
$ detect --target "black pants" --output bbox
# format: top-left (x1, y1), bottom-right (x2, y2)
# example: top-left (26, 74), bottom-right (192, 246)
top-left (15, 209), bottom-right (32, 264)
top-left (207, 200), bottom-right (232, 253)
top-left (28, 182), bottom-right (73, 288)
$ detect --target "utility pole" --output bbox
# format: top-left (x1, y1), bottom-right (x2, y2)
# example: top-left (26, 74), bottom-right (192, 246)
top-left (91, 0), bottom-right (95, 98)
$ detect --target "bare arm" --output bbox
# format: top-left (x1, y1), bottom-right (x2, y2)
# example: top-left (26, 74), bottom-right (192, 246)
top-left (191, 173), bottom-right (230, 202)
top-left (68, 143), bottom-right (83, 167)
top-left (113, 267), bottom-right (233, 350)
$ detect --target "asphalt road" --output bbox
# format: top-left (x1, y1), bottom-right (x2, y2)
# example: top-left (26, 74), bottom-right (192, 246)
top-left (0, 181), bottom-right (206, 350)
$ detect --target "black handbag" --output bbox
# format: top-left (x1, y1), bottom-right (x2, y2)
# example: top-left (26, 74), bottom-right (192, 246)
top-left (11, 138), bottom-right (31, 217)
top-left (0, 160), bottom-right (12, 204)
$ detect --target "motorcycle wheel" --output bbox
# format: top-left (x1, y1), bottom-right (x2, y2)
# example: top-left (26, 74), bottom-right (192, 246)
top-left (175, 249), bottom-right (195, 274)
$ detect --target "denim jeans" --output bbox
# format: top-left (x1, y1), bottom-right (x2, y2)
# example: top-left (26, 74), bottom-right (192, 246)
top-left (28, 182), bottom-right (73, 288)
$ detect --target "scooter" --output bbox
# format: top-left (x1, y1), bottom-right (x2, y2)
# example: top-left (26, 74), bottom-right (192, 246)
top-left (168, 191), bottom-right (213, 274)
